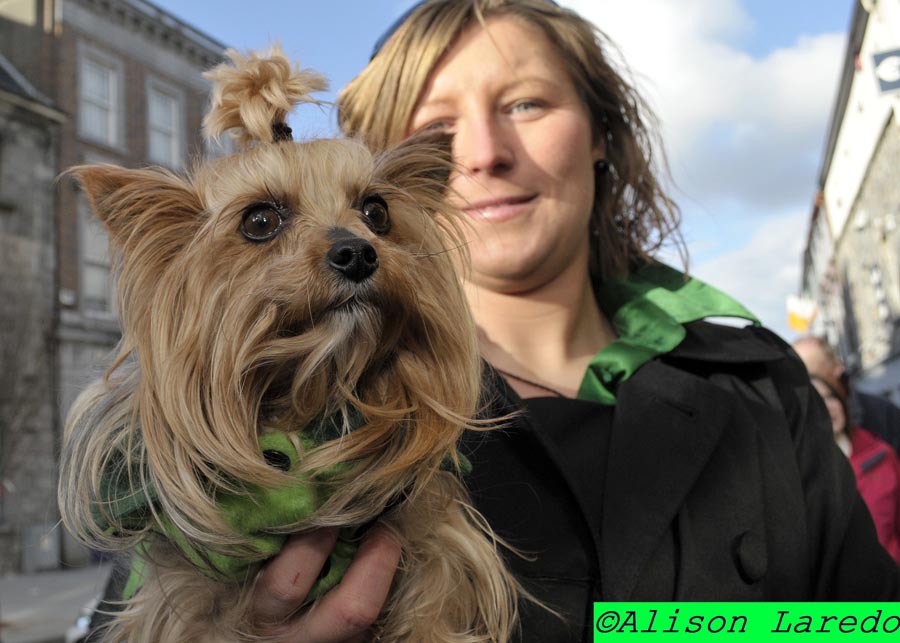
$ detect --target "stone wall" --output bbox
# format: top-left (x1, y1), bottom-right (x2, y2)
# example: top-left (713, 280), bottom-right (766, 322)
top-left (0, 0), bottom-right (225, 572)
top-left (836, 112), bottom-right (900, 384)
top-left (0, 99), bottom-right (60, 574)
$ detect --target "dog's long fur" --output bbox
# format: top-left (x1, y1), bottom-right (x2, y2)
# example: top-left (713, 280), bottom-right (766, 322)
top-left (58, 47), bottom-right (518, 642)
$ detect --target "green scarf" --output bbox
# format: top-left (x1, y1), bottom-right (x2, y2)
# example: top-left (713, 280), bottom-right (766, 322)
top-left (109, 430), bottom-right (356, 601)
top-left (578, 263), bottom-right (759, 404)
top-left (100, 412), bottom-right (469, 601)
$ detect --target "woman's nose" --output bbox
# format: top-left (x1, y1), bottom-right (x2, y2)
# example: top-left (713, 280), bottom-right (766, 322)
top-left (454, 116), bottom-right (514, 176)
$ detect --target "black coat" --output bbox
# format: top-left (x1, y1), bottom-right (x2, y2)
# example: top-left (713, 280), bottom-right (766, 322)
top-left (462, 321), bottom-right (900, 642)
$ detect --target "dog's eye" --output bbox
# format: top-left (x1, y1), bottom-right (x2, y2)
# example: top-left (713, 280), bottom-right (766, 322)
top-left (360, 195), bottom-right (390, 235)
top-left (241, 205), bottom-right (284, 242)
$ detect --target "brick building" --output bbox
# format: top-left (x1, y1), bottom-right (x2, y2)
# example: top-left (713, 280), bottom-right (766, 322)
top-left (0, 0), bottom-right (225, 572)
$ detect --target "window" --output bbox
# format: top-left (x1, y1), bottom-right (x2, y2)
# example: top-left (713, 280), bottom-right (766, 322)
top-left (148, 85), bottom-right (182, 167)
top-left (79, 199), bottom-right (114, 315)
top-left (79, 56), bottom-right (120, 147)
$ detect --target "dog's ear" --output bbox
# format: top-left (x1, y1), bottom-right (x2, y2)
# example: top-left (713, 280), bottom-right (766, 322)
top-left (68, 164), bottom-right (202, 250)
top-left (373, 130), bottom-right (454, 197)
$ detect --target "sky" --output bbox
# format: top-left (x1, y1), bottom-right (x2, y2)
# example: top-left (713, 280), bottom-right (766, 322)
top-left (151, 0), bottom-right (855, 339)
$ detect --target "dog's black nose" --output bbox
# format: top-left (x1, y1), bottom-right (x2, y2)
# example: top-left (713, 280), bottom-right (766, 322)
top-left (326, 237), bottom-right (378, 282)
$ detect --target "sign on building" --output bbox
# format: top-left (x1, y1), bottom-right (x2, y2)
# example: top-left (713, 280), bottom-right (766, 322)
top-left (873, 48), bottom-right (900, 93)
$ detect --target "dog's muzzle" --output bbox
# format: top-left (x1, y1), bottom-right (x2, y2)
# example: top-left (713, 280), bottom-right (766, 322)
top-left (326, 237), bottom-right (378, 283)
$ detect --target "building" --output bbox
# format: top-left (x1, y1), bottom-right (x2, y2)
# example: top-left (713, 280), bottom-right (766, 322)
top-left (0, 0), bottom-right (225, 573)
top-left (0, 53), bottom-right (65, 574)
top-left (800, 0), bottom-right (900, 403)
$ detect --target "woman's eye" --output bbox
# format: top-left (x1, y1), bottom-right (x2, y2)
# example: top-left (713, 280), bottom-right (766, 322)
top-left (510, 100), bottom-right (541, 115)
top-left (360, 195), bottom-right (391, 235)
top-left (240, 205), bottom-right (284, 242)
top-left (419, 119), bottom-right (453, 134)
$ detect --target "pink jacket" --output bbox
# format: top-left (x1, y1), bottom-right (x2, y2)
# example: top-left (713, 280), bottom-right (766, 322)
top-left (850, 427), bottom-right (900, 564)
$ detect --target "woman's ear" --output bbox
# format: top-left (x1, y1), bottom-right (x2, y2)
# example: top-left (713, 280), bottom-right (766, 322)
top-left (591, 139), bottom-right (607, 164)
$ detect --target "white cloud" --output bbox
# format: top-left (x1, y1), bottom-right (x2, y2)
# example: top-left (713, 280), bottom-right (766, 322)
top-left (690, 210), bottom-right (808, 340)
top-left (564, 0), bottom-right (846, 212)
top-left (562, 0), bottom-right (845, 337)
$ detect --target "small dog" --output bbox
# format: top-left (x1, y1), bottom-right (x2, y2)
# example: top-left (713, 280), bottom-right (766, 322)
top-left (59, 47), bottom-right (518, 642)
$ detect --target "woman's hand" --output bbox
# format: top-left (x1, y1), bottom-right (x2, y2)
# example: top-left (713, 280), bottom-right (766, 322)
top-left (253, 524), bottom-right (402, 642)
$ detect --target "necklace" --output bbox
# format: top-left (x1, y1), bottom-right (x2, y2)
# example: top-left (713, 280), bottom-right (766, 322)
top-left (492, 366), bottom-right (566, 398)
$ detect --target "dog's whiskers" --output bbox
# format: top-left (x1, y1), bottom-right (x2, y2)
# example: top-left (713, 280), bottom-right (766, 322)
top-left (410, 241), bottom-right (468, 259)
top-left (305, 290), bottom-right (315, 330)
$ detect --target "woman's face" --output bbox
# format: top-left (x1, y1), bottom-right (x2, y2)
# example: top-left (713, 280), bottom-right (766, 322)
top-left (812, 379), bottom-right (846, 436)
top-left (410, 16), bottom-right (604, 294)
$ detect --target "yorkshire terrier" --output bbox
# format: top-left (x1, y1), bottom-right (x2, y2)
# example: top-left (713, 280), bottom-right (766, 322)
top-left (59, 47), bottom-right (518, 643)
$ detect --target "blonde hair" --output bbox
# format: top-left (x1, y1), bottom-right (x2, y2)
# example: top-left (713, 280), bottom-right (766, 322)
top-left (338, 0), bottom-right (685, 281)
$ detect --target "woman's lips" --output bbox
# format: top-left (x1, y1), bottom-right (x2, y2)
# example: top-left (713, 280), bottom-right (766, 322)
top-left (462, 194), bottom-right (537, 221)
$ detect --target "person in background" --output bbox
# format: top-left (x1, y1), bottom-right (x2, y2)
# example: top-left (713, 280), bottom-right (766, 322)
top-left (808, 373), bottom-right (900, 564)
top-left (794, 335), bottom-right (900, 454)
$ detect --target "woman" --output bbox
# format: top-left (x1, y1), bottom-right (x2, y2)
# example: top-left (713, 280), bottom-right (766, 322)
top-left (810, 374), bottom-right (900, 564)
top-left (248, 1), bottom-right (899, 641)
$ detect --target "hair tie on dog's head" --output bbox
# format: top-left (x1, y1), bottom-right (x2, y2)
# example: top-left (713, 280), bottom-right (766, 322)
top-left (272, 122), bottom-right (293, 143)
top-left (202, 45), bottom-right (327, 149)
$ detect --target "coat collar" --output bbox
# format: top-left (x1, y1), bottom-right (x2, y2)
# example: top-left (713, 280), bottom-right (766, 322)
top-left (668, 321), bottom-right (787, 364)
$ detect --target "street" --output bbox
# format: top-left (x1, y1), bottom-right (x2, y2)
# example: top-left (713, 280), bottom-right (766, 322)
top-left (0, 563), bottom-right (111, 643)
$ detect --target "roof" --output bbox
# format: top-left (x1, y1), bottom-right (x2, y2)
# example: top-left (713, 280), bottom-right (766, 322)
top-left (114, 0), bottom-right (226, 60)
top-left (0, 53), bottom-right (65, 121)
top-left (0, 52), bottom-right (55, 106)
top-left (817, 2), bottom-right (870, 187)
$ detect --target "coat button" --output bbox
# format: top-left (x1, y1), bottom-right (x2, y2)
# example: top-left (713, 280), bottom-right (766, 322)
top-left (733, 530), bottom-right (767, 583)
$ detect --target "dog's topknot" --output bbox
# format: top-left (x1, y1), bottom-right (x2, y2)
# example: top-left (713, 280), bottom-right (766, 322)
top-left (203, 45), bottom-right (328, 149)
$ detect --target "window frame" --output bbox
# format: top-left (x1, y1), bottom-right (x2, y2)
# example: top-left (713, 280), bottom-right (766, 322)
top-left (145, 77), bottom-right (186, 168)
top-left (77, 44), bottom-right (125, 150)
